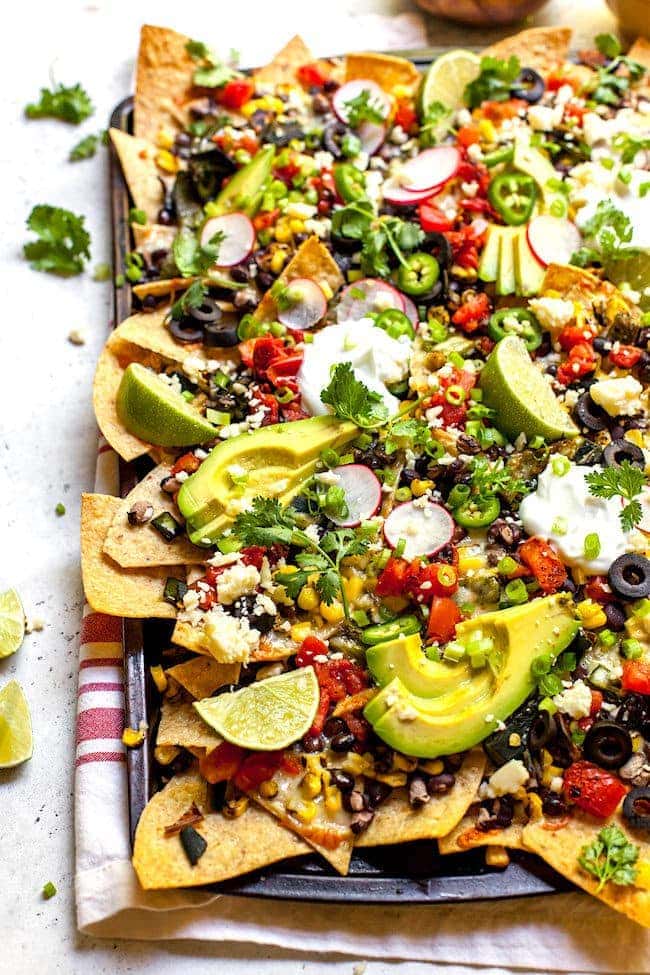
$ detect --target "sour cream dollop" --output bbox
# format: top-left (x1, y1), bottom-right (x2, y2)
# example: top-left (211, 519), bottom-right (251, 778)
top-left (297, 318), bottom-right (411, 418)
top-left (519, 461), bottom-right (638, 574)
top-left (569, 160), bottom-right (650, 251)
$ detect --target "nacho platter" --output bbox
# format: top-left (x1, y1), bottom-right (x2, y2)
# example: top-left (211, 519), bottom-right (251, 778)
top-left (89, 24), bottom-right (650, 917)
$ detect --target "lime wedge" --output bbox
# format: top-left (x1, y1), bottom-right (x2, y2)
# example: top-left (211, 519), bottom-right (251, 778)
top-left (0, 680), bottom-right (33, 768)
top-left (194, 667), bottom-right (320, 751)
top-left (0, 588), bottom-right (25, 659)
top-left (480, 335), bottom-right (579, 442)
top-left (605, 250), bottom-right (650, 311)
top-left (419, 50), bottom-right (480, 119)
top-left (116, 363), bottom-right (217, 447)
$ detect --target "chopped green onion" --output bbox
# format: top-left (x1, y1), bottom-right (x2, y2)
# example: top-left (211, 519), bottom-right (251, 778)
top-left (217, 535), bottom-right (241, 555)
top-left (618, 168), bottom-right (632, 186)
top-left (551, 455), bottom-right (570, 477)
top-left (394, 487), bottom-right (412, 502)
top-left (129, 207), bottom-right (147, 225)
top-left (622, 638), bottom-right (643, 660)
top-left (321, 448), bottom-right (340, 468)
top-left (55, 502), bottom-right (66, 516)
top-left (538, 672), bottom-right (563, 696)
top-left (447, 484), bottom-right (470, 509)
top-left (394, 538), bottom-right (407, 559)
top-left (504, 578), bottom-right (528, 605)
top-left (552, 516), bottom-right (568, 535)
top-left (42, 882), bottom-right (57, 899)
top-left (538, 697), bottom-right (558, 715)
top-left (448, 351), bottom-right (465, 369)
top-left (598, 628), bottom-right (617, 648)
top-left (352, 609), bottom-right (370, 627)
top-left (584, 532), bottom-right (601, 560)
top-left (443, 640), bottom-right (466, 663)
top-left (531, 652), bottom-right (553, 677)
top-left (497, 556), bottom-right (518, 576)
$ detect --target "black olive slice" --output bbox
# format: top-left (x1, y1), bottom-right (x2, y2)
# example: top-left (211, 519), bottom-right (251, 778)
top-left (528, 710), bottom-right (557, 751)
top-left (203, 314), bottom-right (239, 348)
top-left (322, 120), bottom-right (348, 158)
top-left (575, 392), bottom-right (609, 431)
top-left (189, 298), bottom-right (223, 325)
top-left (169, 319), bottom-right (204, 343)
top-left (603, 439), bottom-right (645, 469)
top-left (583, 720), bottom-right (633, 770)
top-left (511, 68), bottom-right (545, 104)
top-left (623, 786), bottom-right (650, 830)
top-left (608, 554), bottom-right (650, 601)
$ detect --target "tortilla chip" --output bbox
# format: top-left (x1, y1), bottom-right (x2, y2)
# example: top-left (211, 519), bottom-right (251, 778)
top-left (112, 308), bottom-right (241, 374)
top-left (438, 800), bottom-right (527, 855)
top-left (482, 27), bottom-right (572, 75)
top-left (131, 223), bottom-right (177, 259)
top-left (133, 770), bottom-right (311, 889)
top-left (156, 699), bottom-right (221, 750)
top-left (253, 36), bottom-right (313, 86)
top-left (103, 463), bottom-right (206, 568)
top-left (523, 810), bottom-right (650, 928)
top-left (254, 235), bottom-right (344, 322)
top-left (166, 655), bottom-right (240, 700)
top-left (132, 277), bottom-right (194, 301)
top-left (81, 494), bottom-right (178, 619)
top-left (171, 618), bottom-right (296, 662)
top-left (356, 749), bottom-right (486, 847)
top-left (541, 263), bottom-right (632, 310)
top-left (135, 24), bottom-right (195, 143)
top-left (344, 51), bottom-right (421, 95)
top-left (92, 343), bottom-right (153, 462)
top-left (109, 128), bottom-right (164, 224)
top-left (628, 38), bottom-right (650, 71)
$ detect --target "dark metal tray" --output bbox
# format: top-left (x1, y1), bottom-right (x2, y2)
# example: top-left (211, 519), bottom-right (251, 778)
top-left (109, 55), bottom-right (572, 903)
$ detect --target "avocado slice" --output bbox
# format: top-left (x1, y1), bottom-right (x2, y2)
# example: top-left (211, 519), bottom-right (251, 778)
top-left (178, 416), bottom-right (358, 545)
top-left (211, 146), bottom-right (275, 217)
top-left (364, 594), bottom-right (578, 758)
top-left (366, 633), bottom-right (473, 700)
top-left (496, 228), bottom-right (518, 296)
top-left (512, 137), bottom-right (567, 217)
top-left (478, 225), bottom-right (501, 283)
top-left (513, 229), bottom-right (545, 297)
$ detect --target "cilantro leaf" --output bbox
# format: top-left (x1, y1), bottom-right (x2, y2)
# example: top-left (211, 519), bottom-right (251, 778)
top-left (171, 228), bottom-right (224, 277)
top-left (320, 362), bottom-right (389, 429)
top-left (464, 56), bottom-right (520, 111)
top-left (23, 205), bottom-right (91, 276)
top-left (572, 200), bottom-right (637, 266)
top-left (578, 824), bottom-right (639, 892)
top-left (232, 497), bottom-right (297, 547)
top-left (171, 280), bottom-right (208, 320)
top-left (316, 569), bottom-right (341, 605)
top-left (274, 568), bottom-right (309, 600)
top-left (331, 200), bottom-right (373, 242)
top-left (419, 101), bottom-right (452, 148)
top-left (69, 132), bottom-right (99, 161)
top-left (585, 460), bottom-right (648, 531)
top-left (595, 33), bottom-right (621, 60)
top-left (344, 88), bottom-right (386, 128)
top-left (185, 38), bottom-right (236, 89)
top-left (360, 216), bottom-right (424, 278)
top-left (384, 417), bottom-right (433, 456)
top-left (25, 84), bottom-right (93, 124)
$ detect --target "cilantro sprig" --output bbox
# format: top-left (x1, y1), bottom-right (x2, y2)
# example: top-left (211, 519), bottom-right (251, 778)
top-left (321, 362), bottom-right (389, 429)
top-left (69, 132), bottom-right (100, 161)
top-left (571, 201), bottom-right (637, 267)
top-left (171, 280), bottom-right (209, 321)
top-left (419, 101), bottom-right (452, 149)
top-left (578, 824), bottom-right (639, 892)
top-left (23, 205), bottom-right (91, 276)
top-left (585, 461), bottom-right (648, 532)
top-left (344, 88), bottom-right (386, 128)
top-left (185, 38), bottom-right (237, 89)
top-left (172, 228), bottom-right (225, 277)
top-left (25, 83), bottom-right (94, 124)
top-left (463, 56), bottom-right (520, 111)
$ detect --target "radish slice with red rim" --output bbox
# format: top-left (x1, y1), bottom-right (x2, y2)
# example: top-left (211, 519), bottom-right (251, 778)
top-left (526, 215), bottom-right (581, 268)
top-left (382, 179), bottom-right (446, 206)
top-left (383, 500), bottom-right (454, 560)
top-left (402, 295), bottom-right (418, 327)
top-left (332, 79), bottom-right (392, 126)
top-left (357, 120), bottom-right (386, 156)
top-left (336, 278), bottom-right (405, 322)
top-left (276, 278), bottom-right (327, 331)
top-left (199, 212), bottom-right (255, 268)
top-left (326, 464), bottom-right (382, 528)
top-left (399, 147), bottom-right (461, 193)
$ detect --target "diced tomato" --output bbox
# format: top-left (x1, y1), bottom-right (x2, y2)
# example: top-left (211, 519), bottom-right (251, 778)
top-left (344, 710), bottom-right (371, 744)
top-left (239, 546), bottom-right (266, 570)
top-left (477, 99), bottom-right (528, 122)
top-left (234, 750), bottom-right (285, 791)
top-left (275, 158), bottom-right (302, 185)
top-left (280, 752), bottom-right (303, 776)
top-left (556, 342), bottom-right (597, 386)
top-left (546, 71), bottom-right (578, 91)
top-left (589, 689), bottom-right (604, 717)
top-left (622, 659), bottom-right (650, 695)
top-left (557, 323), bottom-right (597, 351)
top-left (584, 575), bottom-right (614, 604)
top-left (375, 557), bottom-right (411, 597)
top-left (456, 124), bottom-right (481, 147)
top-left (452, 291), bottom-right (492, 334)
top-left (314, 658), bottom-right (368, 703)
top-left (417, 201), bottom-right (453, 234)
top-left (405, 560), bottom-right (459, 603)
top-left (427, 596), bottom-right (462, 643)
top-left (609, 344), bottom-right (643, 369)
top-left (239, 133), bottom-right (260, 155)
top-left (238, 338), bottom-right (257, 368)
top-left (170, 452), bottom-right (201, 476)
top-left (518, 537), bottom-right (567, 593)
top-left (251, 336), bottom-right (287, 375)
top-left (296, 62), bottom-right (329, 88)
top-left (394, 100), bottom-right (418, 134)
top-left (309, 687), bottom-right (330, 736)
top-left (563, 102), bottom-right (588, 123)
top-left (563, 761), bottom-right (627, 819)
top-left (295, 635), bottom-right (329, 668)
top-left (253, 208), bottom-right (280, 232)
top-left (281, 400), bottom-right (310, 422)
top-left (199, 741), bottom-right (246, 784)
top-left (266, 354), bottom-right (303, 386)
top-left (447, 224), bottom-right (485, 271)
top-left (216, 78), bottom-right (255, 110)
top-left (254, 387), bottom-right (280, 426)
top-left (460, 197), bottom-right (499, 219)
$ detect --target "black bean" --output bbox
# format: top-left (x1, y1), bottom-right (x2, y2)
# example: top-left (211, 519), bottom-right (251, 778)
top-left (542, 793), bottom-right (569, 817)
top-left (365, 779), bottom-right (391, 809)
top-left (229, 266), bottom-right (249, 283)
top-left (257, 271), bottom-right (274, 290)
top-left (329, 769), bottom-right (354, 792)
top-left (604, 601), bottom-right (627, 631)
top-left (487, 519), bottom-right (522, 548)
top-left (456, 433), bottom-right (482, 455)
top-left (312, 93), bottom-right (330, 114)
top-left (323, 717), bottom-right (347, 739)
top-left (350, 810), bottom-right (374, 834)
top-left (330, 731), bottom-right (356, 752)
top-left (302, 734), bottom-right (324, 753)
top-left (343, 789), bottom-right (366, 813)
top-left (427, 773), bottom-right (455, 794)
top-left (127, 501), bottom-right (154, 525)
top-left (408, 776), bottom-right (430, 807)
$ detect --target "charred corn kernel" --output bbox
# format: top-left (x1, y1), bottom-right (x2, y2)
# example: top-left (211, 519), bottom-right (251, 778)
top-left (342, 575), bottom-right (364, 603)
top-left (294, 800), bottom-right (317, 824)
top-left (154, 745), bottom-right (180, 765)
top-left (576, 599), bottom-right (608, 629)
top-left (156, 128), bottom-right (175, 149)
top-left (393, 753), bottom-right (418, 772)
top-left (485, 846), bottom-right (510, 869)
top-left (411, 478), bottom-right (433, 498)
top-left (342, 752), bottom-right (371, 775)
top-left (457, 550), bottom-right (486, 574)
top-left (526, 791), bottom-right (543, 821)
top-left (224, 796), bottom-right (249, 818)
top-left (542, 763), bottom-right (563, 787)
top-left (274, 223), bottom-right (293, 243)
top-left (302, 772), bottom-right (322, 798)
top-left (478, 119), bottom-right (497, 142)
top-left (420, 759), bottom-right (444, 775)
top-left (149, 665), bottom-right (168, 693)
top-left (325, 789), bottom-right (342, 815)
top-left (298, 585), bottom-right (320, 612)
top-left (270, 249), bottom-right (287, 274)
top-left (634, 860), bottom-right (650, 891)
top-left (259, 779), bottom-right (279, 799)
top-left (290, 621), bottom-right (312, 643)
top-left (122, 727), bottom-right (145, 747)
top-left (156, 149), bottom-right (180, 173)
top-left (375, 771), bottom-right (408, 787)
top-left (290, 219), bottom-right (305, 234)
top-left (320, 281), bottom-right (333, 301)
top-left (632, 731), bottom-right (644, 752)
top-left (320, 600), bottom-right (345, 623)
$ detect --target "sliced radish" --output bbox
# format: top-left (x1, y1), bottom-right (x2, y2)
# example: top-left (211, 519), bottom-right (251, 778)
top-left (527, 216), bottom-right (582, 268)
top-left (402, 295), bottom-right (418, 327)
top-left (399, 147), bottom-right (461, 194)
top-left (332, 79), bottom-right (391, 126)
top-left (357, 120), bottom-right (386, 156)
top-left (276, 278), bottom-right (327, 331)
top-left (382, 179), bottom-right (445, 206)
top-left (326, 464), bottom-right (381, 528)
top-left (200, 212), bottom-right (255, 268)
top-left (384, 500), bottom-right (454, 560)
top-left (336, 278), bottom-right (405, 322)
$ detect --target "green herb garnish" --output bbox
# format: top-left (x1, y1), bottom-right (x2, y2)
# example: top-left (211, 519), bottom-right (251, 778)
top-left (25, 83), bottom-right (93, 123)
top-left (320, 362), bottom-right (389, 429)
top-left (42, 882), bottom-right (57, 899)
top-left (69, 132), bottom-right (100, 161)
top-left (595, 33), bottom-right (621, 60)
top-left (23, 205), bottom-right (90, 276)
top-left (172, 228), bottom-right (224, 276)
top-left (571, 201), bottom-right (637, 267)
top-left (55, 503), bottom-right (66, 517)
top-left (185, 38), bottom-right (237, 88)
top-left (129, 207), bottom-right (147, 225)
top-left (578, 825), bottom-right (639, 892)
top-left (464, 55), bottom-right (520, 111)
top-left (171, 280), bottom-right (208, 320)
top-left (344, 88), bottom-right (386, 128)
top-left (585, 460), bottom-right (648, 532)
top-left (418, 101), bottom-right (452, 148)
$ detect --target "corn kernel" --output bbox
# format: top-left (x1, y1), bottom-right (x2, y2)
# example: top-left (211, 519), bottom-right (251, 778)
top-left (420, 759), bottom-right (444, 775)
top-left (485, 846), bottom-right (510, 869)
top-left (156, 128), bottom-right (175, 149)
top-left (289, 219), bottom-right (305, 234)
top-left (298, 585), bottom-right (320, 612)
top-left (576, 599), bottom-right (608, 629)
top-left (278, 564), bottom-right (298, 575)
top-left (274, 223), bottom-right (293, 243)
top-left (342, 575), bottom-right (364, 603)
top-left (270, 249), bottom-right (287, 275)
top-left (156, 149), bottom-right (180, 173)
top-left (325, 789), bottom-right (342, 815)
top-left (526, 792), bottom-right (543, 821)
top-left (411, 478), bottom-right (433, 498)
top-left (393, 84), bottom-right (412, 99)
top-left (457, 550), bottom-right (486, 574)
top-left (302, 772), bottom-right (322, 798)
top-left (375, 771), bottom-right (408, 787)
top-left (294, 800), bottom-right (317, 824)
top-left (393, 753), bottom-right (418, 772)
top-left (122, 727), bottom-right (145, 747)
top-left (305, 754), bottom-right (323, 776)
top-left (224, 796), bottom-right (249, 818)
top-left (320, 600), bottom-right (345, 623)
top-left (625, 429), bottom-right (645, 450)
top-left (290, 621), bottom-right (312, 643)
top-left (635, 860), bottom-right (650, 890)
top-left (150, 665), bottom-right (168, 693)
top-left (478, 119), bottom-right (497, 143)
top-left (259, 779), bottom-right (279, 799)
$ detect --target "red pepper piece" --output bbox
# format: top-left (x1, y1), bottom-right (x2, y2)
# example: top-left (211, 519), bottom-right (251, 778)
top-left (199, 741), bottom-right (246, 784)
top-left (375, 557), bottom-right (411, 597)
top-left (622, 659), bottom-right (650, 695)
top-left (563, 760), bottom-right (627, 818)
top-left (216, 78), bottom-right (255, 110)
top-left (426, 596), bottom-right (462, 643)
top-left (609, 344), bottom-right (642, 369)
top-left (518, 537), bottom-right (567, 593)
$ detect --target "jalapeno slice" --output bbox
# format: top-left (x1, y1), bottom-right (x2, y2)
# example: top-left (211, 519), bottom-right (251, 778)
top-left (454, 496), bottom-right (501, 529)
top-left (488, 172), bottom-right (537, 226)
top-left (333, 163), bottom-right (366, 203)
top-left (375, 308), bottom-right (415, 340)
top-left (488, 307), bottom-right (543, 351)
top-left (396, 252), bottom-right (440, 297)
top-left (361, 615), bottom-right (421, 646)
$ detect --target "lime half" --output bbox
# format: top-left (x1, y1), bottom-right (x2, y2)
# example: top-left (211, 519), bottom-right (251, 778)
top-left (480, 335), bottom-right (579, 443)
top-left (419, 50), bottom-right (480, 119)
top-left (0, 589), bottom-right (25, 659)
top-left (606, 250), bottom-right (650, 311)
top-left (117, 362), bottom-right (217, 447)
top-left (194, 667), bottom-right (320, 751)
top-left (0, 680), bottom-right (33, 768)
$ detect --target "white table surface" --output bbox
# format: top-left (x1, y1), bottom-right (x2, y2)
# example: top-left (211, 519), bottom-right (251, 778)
top-left (1, 1), bottom-right (623, 972)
